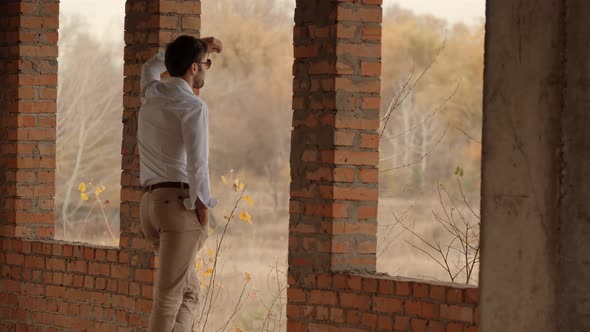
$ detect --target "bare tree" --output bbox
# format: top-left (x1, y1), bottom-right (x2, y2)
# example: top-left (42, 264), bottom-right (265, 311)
top-left (395, 174), bottom-right (480, 284)
top-left (55, 17), bottom-right (123, 244)
top-left (377, 22), bottom-right (482, 285)
top-left (378, 34), bottom-right (459, 193)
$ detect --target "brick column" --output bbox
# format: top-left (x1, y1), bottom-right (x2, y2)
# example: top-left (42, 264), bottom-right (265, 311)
top-left (0, 0), bottom-right (59, 240)
top-left (121, 0), bottom-right (201, 252)
top-left (288, 0), bottom-right (382, 299)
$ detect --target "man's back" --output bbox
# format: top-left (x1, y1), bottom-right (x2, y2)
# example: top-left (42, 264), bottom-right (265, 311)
top-left (138, 76), bottom-right (207, 189)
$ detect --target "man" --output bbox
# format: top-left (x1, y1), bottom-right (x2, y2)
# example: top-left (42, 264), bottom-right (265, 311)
top-left (137, 35), bottom-right (222, 331)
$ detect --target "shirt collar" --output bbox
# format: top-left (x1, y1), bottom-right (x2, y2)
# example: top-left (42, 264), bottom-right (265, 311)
top-left (167, 77), bottom-right (194, 93)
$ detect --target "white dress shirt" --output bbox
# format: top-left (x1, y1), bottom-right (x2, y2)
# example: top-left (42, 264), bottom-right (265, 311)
top-left (138, 50), bottom-right (217, 210)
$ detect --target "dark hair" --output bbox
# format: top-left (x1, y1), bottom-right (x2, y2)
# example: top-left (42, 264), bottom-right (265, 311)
top-left (165, 35), bottom-right (208, 77)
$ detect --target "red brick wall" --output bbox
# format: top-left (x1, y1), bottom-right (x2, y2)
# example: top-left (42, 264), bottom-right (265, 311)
top-left (290, 0), bottom-right (381, 278)
top-left (0, 0), bottom-right (201, 330)
top-left (0, 238), bottom-right (154, 330)
top-left (288, 273), bottom-right (478, 331)
top-left (0, 0), bottom-right (59, 240)
top-left (287, 0), bottom-right (480, 331)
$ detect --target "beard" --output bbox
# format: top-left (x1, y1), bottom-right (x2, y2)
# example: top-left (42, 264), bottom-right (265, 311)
top-left (193, 79), bottom-right (205, 89)
top-left (193, 71), bottom-right (206, 89)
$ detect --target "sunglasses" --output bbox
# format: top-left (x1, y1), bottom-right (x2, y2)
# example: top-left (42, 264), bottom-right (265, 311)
top-left (196, 59), bottom-right (212, 69)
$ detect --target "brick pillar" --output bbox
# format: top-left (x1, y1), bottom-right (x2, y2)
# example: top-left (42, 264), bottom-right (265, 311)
top-left (121, 1), bottom-right (200, 249)
top-left (0, 0), bottom-right (59, 240)
top-left (288, 0), bottom-right (382, 304)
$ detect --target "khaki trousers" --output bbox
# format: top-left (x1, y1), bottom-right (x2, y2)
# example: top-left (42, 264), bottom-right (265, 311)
top-left (140, 187), bottom-right (208, 332)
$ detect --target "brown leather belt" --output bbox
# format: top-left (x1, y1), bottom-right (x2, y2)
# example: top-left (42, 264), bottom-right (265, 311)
top-left (144, 181), bottom-right (189, 192)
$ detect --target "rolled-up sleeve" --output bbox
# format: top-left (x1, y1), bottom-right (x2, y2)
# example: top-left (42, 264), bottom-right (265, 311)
top-left (179, 103), bottom-right (218, 210)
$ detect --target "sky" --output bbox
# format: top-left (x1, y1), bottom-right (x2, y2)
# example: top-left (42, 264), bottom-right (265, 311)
top-left (60, 0), bottom-right (485, 40)
top-left (388, 0), bottom-right (484, 25)
top-left (60, 0), bottom-right (125, 42)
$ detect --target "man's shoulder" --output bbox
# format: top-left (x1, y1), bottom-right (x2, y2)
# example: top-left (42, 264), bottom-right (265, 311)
top-left (174, 94), bottom-right (208, 123)
top-left (182, 93), bottom-right (208, 112)
top-left (186, 93), bottom-right (206, 105)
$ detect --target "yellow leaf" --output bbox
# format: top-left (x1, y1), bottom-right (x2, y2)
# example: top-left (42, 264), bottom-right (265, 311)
top-left (78, 182), bottom-right (86, 192)
top-left (95, 185), bottom-right (106, 195)
top-left (244, 272), bottom-right (251, 283)
top-left (239, 211), bottom-right (252, 224)
top-left (80, 193), bottom-right (89, 201)
top-left (195, 260), bottom-right (202, 270)
top-left (233, 179), bottom-right (245, 192)
top-left (204, 268), bottom-right (213, 277)
top-left (242, 195), bottom-right (254, 205)
top-left (221, 175), bottom-right (229, 185)
top-left (207, 248), bottom-right (215, 257)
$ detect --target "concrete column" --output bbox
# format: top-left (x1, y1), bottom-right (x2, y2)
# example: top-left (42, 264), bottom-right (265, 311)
top-left (559, 0), bottom-right (590, 330)
top-left (481, 1), bottom-right (590, 331)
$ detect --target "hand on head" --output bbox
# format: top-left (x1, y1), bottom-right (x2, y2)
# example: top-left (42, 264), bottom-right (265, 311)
top-left (201, 37), bottom-right (223, 54)
top-left (169, 32), bottom-right (223, 54)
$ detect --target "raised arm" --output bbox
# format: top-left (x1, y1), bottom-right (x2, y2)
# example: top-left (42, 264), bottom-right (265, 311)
top-left (140, 49), bottom-right (166, 98)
